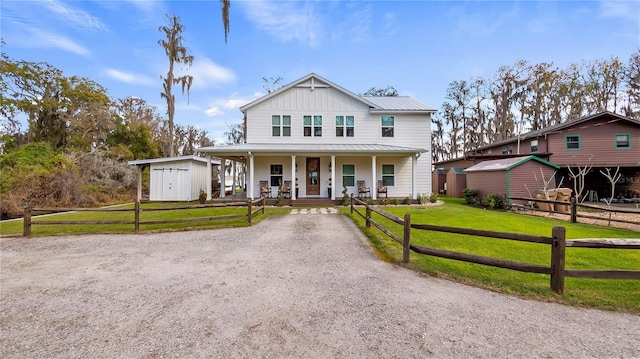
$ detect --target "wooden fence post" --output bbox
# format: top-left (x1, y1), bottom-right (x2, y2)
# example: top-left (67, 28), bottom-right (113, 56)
top-left (248, 199), bottom-right (253, 225)
top-left (262, 196), bottom-right (265, 214)
top-left (570, 197), bottom-right (577, 223)
top-left (22, 203), bottom-right (31, 237)
top-left (403, 214), bottom-right (411, 263)
top-left (350, 194), bottom-right (354, 214)
top-left (365, 204), bottom-right (371, 228)
top-left (550, 226), bottom-right (566, 294)
top-left (134, 201), bottom-right (140, 232)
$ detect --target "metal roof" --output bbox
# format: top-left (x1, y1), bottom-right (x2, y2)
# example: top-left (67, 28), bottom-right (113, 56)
top-left (464, 155), bottom-right (559, 172)
top-left (197, 143), bottom-right (427, 156)
top-left (363, 96), bottom-right (436, 112)
top-left (128, 155), bottom-right (220, 166)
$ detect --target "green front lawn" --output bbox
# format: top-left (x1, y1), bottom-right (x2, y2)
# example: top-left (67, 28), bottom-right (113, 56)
top-left (343, 197), bottom-right (640, 313)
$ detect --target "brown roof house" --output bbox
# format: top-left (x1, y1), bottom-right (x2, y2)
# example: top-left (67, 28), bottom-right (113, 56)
top-left (464, 156), bottom-right (560, 206)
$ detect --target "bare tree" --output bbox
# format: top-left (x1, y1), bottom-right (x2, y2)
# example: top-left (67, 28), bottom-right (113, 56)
top-left (159, 14), bottom-right (194, 157)
top-left (567, 155), bottom-right (593, 203)
top-left (263, 77), bottom-right (283, 94)
top-left (599, 167), bottom-right (622, 205)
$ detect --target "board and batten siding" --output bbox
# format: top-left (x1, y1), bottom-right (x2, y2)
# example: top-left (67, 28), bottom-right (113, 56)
top-left (547, 121), bottom-right (640, 167)
top-left (507, 161), bottom-right (557, 205)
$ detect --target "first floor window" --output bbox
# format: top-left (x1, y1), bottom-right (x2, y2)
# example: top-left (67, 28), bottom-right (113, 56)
top-left (565, 135), bottom-right (581, 150)
top-left (382, 164), bottom-right (395, 186)
top-left (381, 116), bottom-right (394, 137)
top-left (615, 133), bottom-right (630, 149)
top-left (336, 115), bottom-right (355, 137)
top-left (304, 115), bottom-right (322, 137)
top-left (272, 115), bottom-right (291, 137)
top-left (530, 139), bottom-right (539, 153)
top-left (270, 164), bottom-right (283, 187)
top-left (342, 164), bottom-right (355, 186)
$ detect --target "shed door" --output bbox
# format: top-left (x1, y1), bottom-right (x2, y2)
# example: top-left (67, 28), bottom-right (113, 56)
top-left (306, 158), bottom-right (320, 195)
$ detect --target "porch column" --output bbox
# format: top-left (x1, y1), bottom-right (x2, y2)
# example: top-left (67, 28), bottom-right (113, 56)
top-left (220, 158), bottom-right (226, 198)
top-left (412, 154), bottom-right (418, 200)
top-left (371, 155), bottom-right (377, 200)
top-left (249, 152), bottom-right (255, 200)
top-left (291, 155), bottom-right (296, 200)
top-left (206, 155), bottom-right (212, 200)
top-left (137, 165), bottom-right (143, 201)
top-left (232, 160), bottom-right (237, 194)
top-left (331, 155), bottom-right (336, 200)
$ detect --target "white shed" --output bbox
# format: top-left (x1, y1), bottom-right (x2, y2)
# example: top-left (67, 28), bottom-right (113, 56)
top-left (128, 155), bottom-right (220, 201)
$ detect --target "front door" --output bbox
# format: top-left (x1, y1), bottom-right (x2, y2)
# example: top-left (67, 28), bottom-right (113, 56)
top-left (306, 157), bottom-right (320, 195)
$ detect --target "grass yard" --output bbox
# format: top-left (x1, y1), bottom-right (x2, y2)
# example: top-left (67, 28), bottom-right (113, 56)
top-left (342, 197), bottom-right (640, 314)
top-left (0, 202), bottom-right (292, 236)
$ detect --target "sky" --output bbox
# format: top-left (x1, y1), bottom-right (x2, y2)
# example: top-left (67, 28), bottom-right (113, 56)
top-left (2, 0), bottom-right (639, 144)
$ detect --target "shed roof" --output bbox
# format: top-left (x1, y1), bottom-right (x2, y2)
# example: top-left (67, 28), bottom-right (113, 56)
top-left (448, 167), bottom-right (466, 175)
top-left (464, 156), bottom-right (559, 172)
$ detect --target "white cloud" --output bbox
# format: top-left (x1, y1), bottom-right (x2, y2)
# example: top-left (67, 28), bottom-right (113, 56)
top-left (105, 68), bottom-right (155, 85)
top-left (184, 58), bottom-right (236, 89)
top-left (240, 0), bottom-right (321, 47)
top-left (43, 0), bottom-right (107, 31)
top-left (600, 1), bottom-right (640, 22)
top-left (205, 106), bottom-right (223, 116)
top-left (223, 98), bottom-right (246, 110)
top-left (27, 28), bottom-right (90, 56)
top-left (125, 0), bottom-right (162, 13)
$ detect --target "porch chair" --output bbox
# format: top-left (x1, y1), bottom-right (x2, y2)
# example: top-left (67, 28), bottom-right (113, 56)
top-left (377, 180), bottom-right (388, 198)
top-left (357, 180), bottom-right (371, 198)
top-left (282, 180), bottom-right (292, 198)
top-left (260, 180), bottom-right (272, 198)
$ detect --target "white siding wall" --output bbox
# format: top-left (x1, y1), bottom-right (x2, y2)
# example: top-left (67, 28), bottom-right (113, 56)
top-left (149, 159), bottom-right (209, 201)
top-left (245, 82), bottom-right (433, 197)
top-left (191, 161), bottom-right (209, 200)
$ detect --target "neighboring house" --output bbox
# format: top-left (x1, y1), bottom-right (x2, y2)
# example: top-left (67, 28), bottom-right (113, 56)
top-left (434, 112), bottom-right (640, 201)
top-left (198, 73), bottom-right (435, 201)
top-left (128, 155), bottom-right (220, 201)
top-left (464, 156), bottom-right (560, 206)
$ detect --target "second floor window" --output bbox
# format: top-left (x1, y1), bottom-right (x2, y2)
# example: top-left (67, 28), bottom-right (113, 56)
top-left (615, 133), bottom-right (630, 149)
top-left (304, 115), bottom-right (322, 137)
top-left (501, 145), bottom-right (513, 155)
top-left (272, 115), bottom-right (291, 137)
top-left (336, 116), bottom-right (355, 137)
top-left (565, 135), bottom-right (581, 150)
top-left (530, 139), bottom-right (539, 153)
top-left (381, 116), bottom-right (394, 137)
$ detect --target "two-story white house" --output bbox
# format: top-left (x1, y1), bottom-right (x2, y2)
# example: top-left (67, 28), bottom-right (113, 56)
top-left (198, 73), bottom-right (435, 202)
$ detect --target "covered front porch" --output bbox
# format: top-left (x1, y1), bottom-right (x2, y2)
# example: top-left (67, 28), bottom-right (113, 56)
top-left (197, 143), bottom-right (429, 202)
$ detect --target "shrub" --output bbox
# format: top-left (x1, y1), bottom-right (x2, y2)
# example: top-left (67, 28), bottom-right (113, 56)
top-left (482, 194), bottom-right (506, 210)
top-left (276, 180), bottom-right (285, 206)
top-left (417, 192), bottom-right (429, 205)
top-left (392, 198), bottom-right (399, 205)
top-left (462, 188), bottom-right (479, 205)
top-left (381, 198), bottom-right (390, 206)
top-left (429, 192), bottom-right (439, 203)
top-left (403, 196), bottom-right (411, 205)
top-left (342, 180), bottom-right (350, 206)
top-left (198, 190), bottom-right (206, 204)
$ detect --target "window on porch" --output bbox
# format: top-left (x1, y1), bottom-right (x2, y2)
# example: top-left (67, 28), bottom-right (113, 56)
top-left (270, 164), bottom-right (283, 187)
top-left (382, 164), bottom-right (395, 186)
top-left (342, 164), bottom-right (355, 186)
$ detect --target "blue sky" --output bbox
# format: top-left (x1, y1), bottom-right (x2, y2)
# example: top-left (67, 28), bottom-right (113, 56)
top-left (2, 0), bottom-right (639, 143)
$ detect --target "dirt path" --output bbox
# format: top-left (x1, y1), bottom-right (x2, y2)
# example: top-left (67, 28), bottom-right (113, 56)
top-left (1, 213), bottom-right (639, 358)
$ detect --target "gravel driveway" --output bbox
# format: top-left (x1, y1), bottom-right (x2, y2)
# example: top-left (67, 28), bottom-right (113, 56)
top-left (1, 212), bottom-right (639, 358)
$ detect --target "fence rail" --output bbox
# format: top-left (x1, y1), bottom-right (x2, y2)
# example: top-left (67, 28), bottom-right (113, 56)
top-left (508, 196), bottom-right (640, 227)
top-left (22, 197), bottom-right (267, 236)
top-left (350, 195), bottom-right (640, 294)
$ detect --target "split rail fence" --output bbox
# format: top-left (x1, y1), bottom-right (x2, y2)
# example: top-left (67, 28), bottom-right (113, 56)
top-left (22, 197), bottom-right (266, 237)
top-left (350, 195), bottom-right (640, 294)
top-left (509, 196), bottom-right (640, 227)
